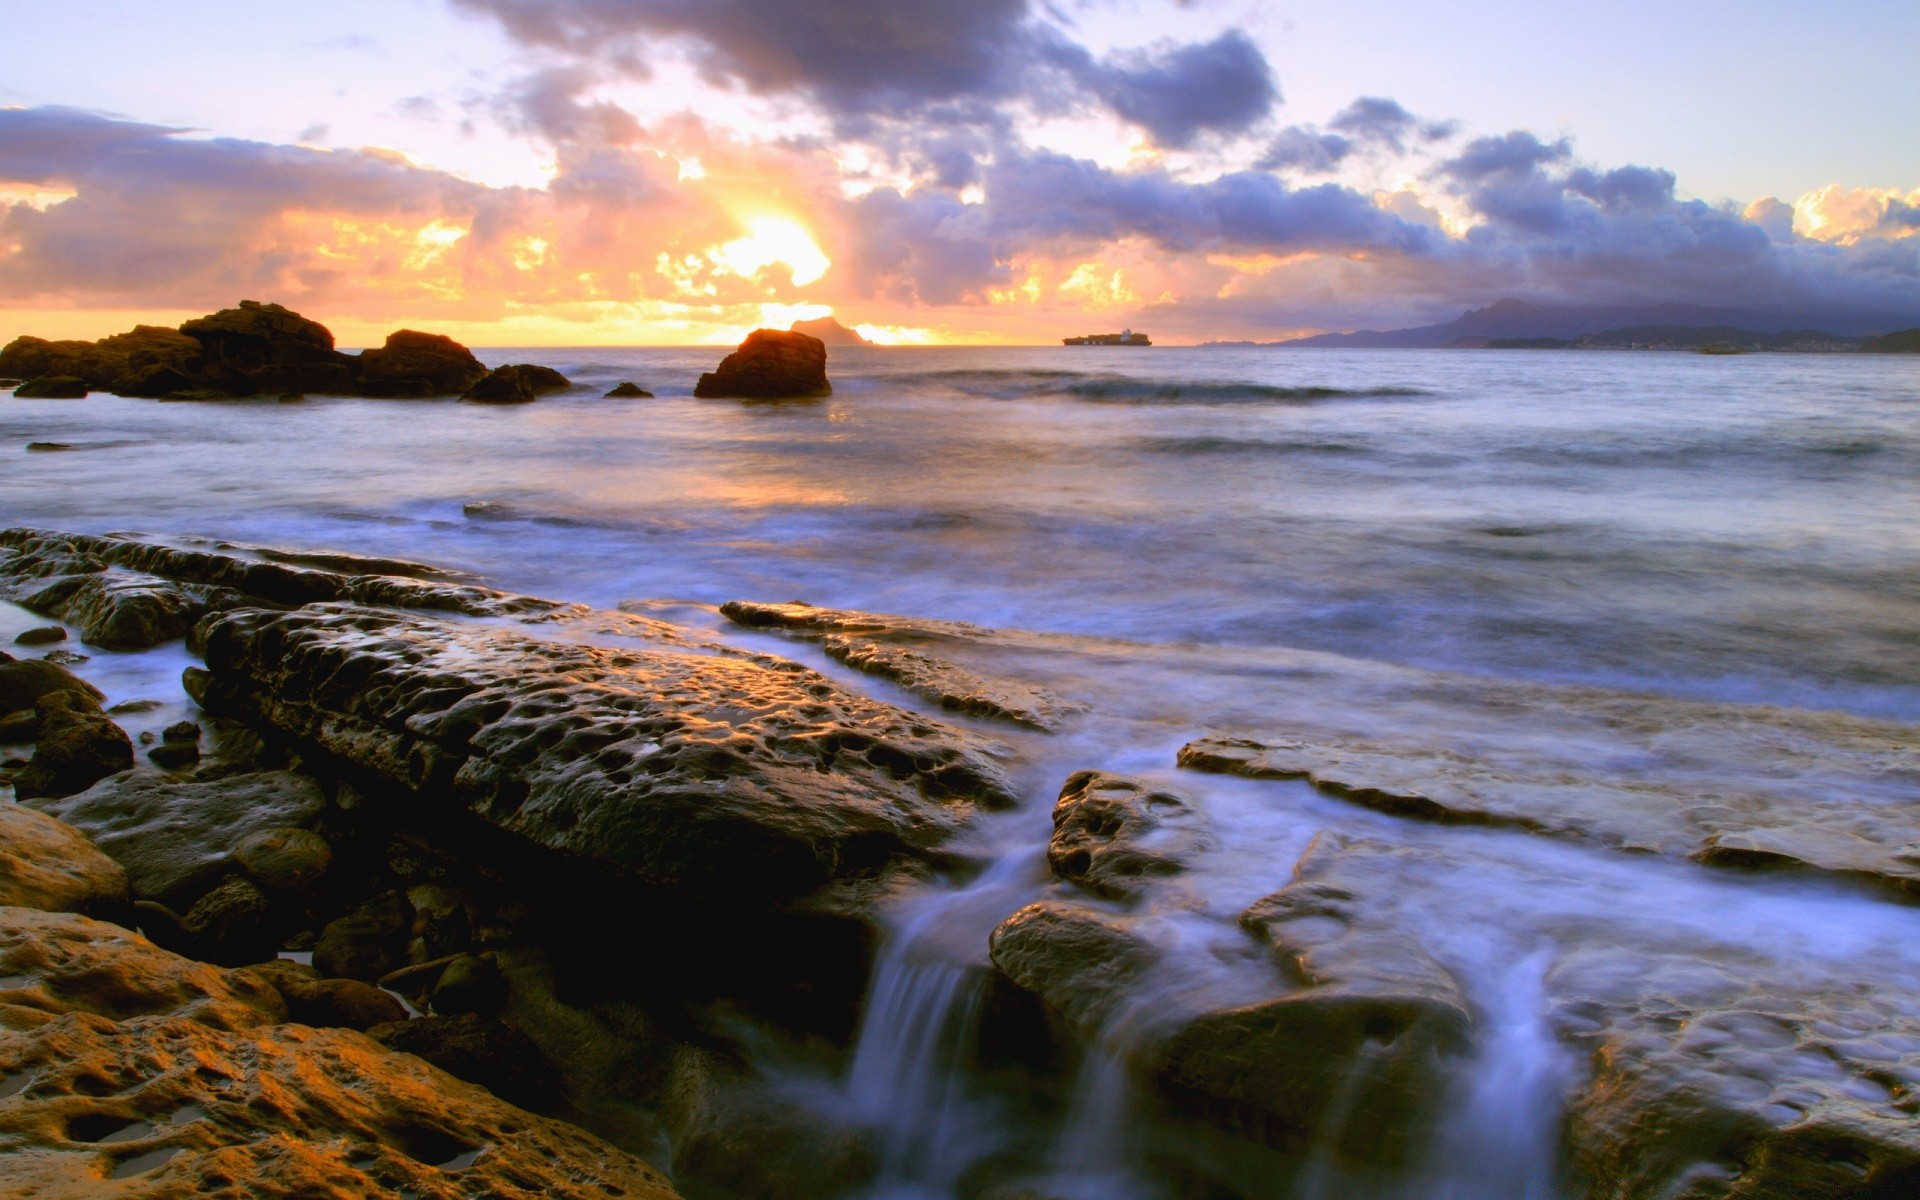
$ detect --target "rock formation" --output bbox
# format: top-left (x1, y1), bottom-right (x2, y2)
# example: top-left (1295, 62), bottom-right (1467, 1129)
top-left (694, 329), bottom-right (831, 399)
top-left (789, 316), bottom-right (873, 347)
top-left (462, 363), bottom-right (571, 403)
top-left (355, 329), bottom-right (488, 397)
top-left (604, 381), bottom-right (653, 397)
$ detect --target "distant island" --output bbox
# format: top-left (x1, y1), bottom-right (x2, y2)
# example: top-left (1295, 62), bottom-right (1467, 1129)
top-left (1203, 299), bottom-right (1920, 352)
top-left (1064, 330), bottom-right (1152, 346)
top-left (788, 316), bottom-right (872, 347)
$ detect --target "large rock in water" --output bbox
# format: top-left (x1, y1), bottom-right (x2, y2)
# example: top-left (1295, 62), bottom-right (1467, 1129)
top-left (177, 300), bottom-right (351, 397)
top-left (694, 329), bottom-right (831, 399)
top-left (357, 329), bottom-right (488, 397)
top-left (462, 363), bottom-right (571, 404)
top-left (989, 780), bottom-right (1470, 1169)
top-left (0, 906), bottom-right (681, 1200)
top-left (192, 602), bottom-right (1017, 911)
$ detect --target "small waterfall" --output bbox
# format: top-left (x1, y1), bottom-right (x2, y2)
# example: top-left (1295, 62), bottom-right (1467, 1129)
top-left (1037, 1046), bottom-right (1160, 1200)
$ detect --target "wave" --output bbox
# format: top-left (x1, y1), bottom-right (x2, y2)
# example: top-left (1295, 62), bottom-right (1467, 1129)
top-left (1135, 436), bottom-right (1366, 457)
top-left (883, 368), bottom-right (1425, 404)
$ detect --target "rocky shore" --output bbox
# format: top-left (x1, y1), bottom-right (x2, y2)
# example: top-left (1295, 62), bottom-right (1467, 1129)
top-left (4, 529), bottom-right (1920, 1198)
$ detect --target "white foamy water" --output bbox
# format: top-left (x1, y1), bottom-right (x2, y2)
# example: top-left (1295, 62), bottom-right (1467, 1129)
top-left (6, 346), bottom-right (1920, 1198)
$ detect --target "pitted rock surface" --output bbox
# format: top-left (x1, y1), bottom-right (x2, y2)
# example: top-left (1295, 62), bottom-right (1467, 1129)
top-left (0, 907), bottom-right (283, 1033)
top-left (0, 907), bottom-right (680, 1200)
top-left (721, 600), bottom-right (1077, 730)
top-left (0, 805), bottom-right (129, 915)
top-left (194, 603), bottom-right (1017, 907)
top-left (1179, 723), bottom-right (1920, 899)
top-left (26, 771), bottom-right (326, 909)
top-left (1047, 770), bottom-right (1209, 899)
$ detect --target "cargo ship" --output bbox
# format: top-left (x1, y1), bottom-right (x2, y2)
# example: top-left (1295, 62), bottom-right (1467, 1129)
top-left (1063, 329), bottom-right (1152, 346)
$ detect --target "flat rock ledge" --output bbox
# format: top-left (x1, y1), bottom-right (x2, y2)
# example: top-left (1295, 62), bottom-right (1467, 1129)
top-left (1179, 728), bottom-right (1920, 900)
top-left (721, 600), bottom-right (1078, 731)
top-left (193, 601), bottom-right (1019, 911)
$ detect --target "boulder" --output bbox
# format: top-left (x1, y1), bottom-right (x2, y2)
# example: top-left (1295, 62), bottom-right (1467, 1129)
top-left (605, 381), bottom-right (653, 398)
top-left (230, 826), bottom-right (332, 894)
top-left (694, 329), bottom-right (831, 399)
top-left (356, 329), bottom-right (487, 397)
top-left (100, 325), bottom-right (205, 396)
top-left (462, 363), bottom-right (571, 404)
top-left (0, 908), bottom-right (680, 1200)
top-left (12, 691), bottom-right (133, 801)
top-left (12, 375), bottom-right (89, 398)
top-left (14, 626), bottom-right (66, 646)
top-left (429, 952), bottom-right (506, 1017)
top-left (192, 602), bottom-right (1018, 912)
top-left (0, 658), bottom-right (103, 715)
top-left (177, 875), bottom-right (277, 966)
top-left (22, 770), bottom-right (326, 908)
top-left (236, 958), bottom-right (407, 1030)
top-left (314, 893), bottom-right (414, 982)
top-left (0, 804), bottom-right (129, 915)
top-left (177, 300), bottom-right (346, 396)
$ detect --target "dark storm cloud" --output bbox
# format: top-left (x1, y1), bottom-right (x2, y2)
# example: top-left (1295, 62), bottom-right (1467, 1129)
top-left (455, 0), bottom-right (1278, 147)
top-left (1065, 30), bottom-right (1279, 148)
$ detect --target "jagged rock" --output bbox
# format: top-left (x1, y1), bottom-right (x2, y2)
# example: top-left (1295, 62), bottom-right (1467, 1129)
top-left (694, 329), bottom-right (831, 399)
top-left (0, 910), bottom-right (679, 1199)
top-left (604, 381), bottom-right (653, 398)
top-left (0, 658), bottom-right (103, 715)
top-left (357, 329), bottom-right (487, 397)
top-left (193, 602), bottom-right (1017, 912)
top-left (0, 804), bottom-right (129, 915)
top-left (720, 600), bottom-right (1076, 730)
top-left (13, 626), bottom-right (66, 646)
top-left (462, 363), bottom-right (570, 404)
top-left (1179, 727), bottom-right (1920, 900)
top-left (23, 770), bottom-right (326, 909)
top-left (12, 691), bottom-right (132, 801)
top-left (369, 1012), bottom-right (562, 1110)
top-left (12, 375), bottom-right (89, 398)
top-left (1046, 770), bottom-right (1209, 899)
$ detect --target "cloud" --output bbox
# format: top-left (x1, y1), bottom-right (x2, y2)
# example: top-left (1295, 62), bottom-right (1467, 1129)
top-left (1328, 96), bottom-right (1456, 153)
top-left (1067, 30), bottom-right (1279, 148)
top-left (1258, 127), bottom-right (1352, 173)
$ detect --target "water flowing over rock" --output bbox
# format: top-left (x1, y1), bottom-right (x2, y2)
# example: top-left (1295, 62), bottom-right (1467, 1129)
top-left (1179, 716), bottom-right (1920, 898)
top-left (694, 329), bottom-right (832, 399)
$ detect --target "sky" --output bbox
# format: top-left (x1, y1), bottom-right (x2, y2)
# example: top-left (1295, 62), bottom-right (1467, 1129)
top-left (1, 0), bottom-right (1916, 345)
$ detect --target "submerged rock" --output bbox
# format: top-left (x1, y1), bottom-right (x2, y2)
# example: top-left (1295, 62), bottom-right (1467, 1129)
top-left (193, 602), bottom-right (1017, 912)
top-left (357, 329), bottom-right (488, 397)
top-left (694, 329), bottom-right (831, 399)
top-left (13, 626), bottom-right (66, 646)
top-left (604, 381), bottom-right (653, 398)
top-left (463, 363), bottom-right (571, 404)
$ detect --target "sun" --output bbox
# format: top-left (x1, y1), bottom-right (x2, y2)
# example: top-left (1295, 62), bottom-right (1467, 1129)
top-left (712, 216), bottom-right (832, 287)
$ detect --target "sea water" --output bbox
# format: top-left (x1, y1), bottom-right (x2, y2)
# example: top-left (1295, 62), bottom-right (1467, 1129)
top-left (5, 346), bottom-right (1919, 1198)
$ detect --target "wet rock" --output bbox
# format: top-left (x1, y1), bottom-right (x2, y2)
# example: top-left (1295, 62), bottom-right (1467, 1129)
top-left (0, 909), bottom-right (679, 1199)
top-left (605, 381), bottom-right (653, 398)
top-left (0, 532), bottom-right (233, 649)
top-left (147, 740), bottom-right (201, 770)
top-left (0, 905), bottom-right (284, 1030)
top-left (179, 876), bottom-right (276, 966)
top-left (41, 648), bottom-right (87, 666)
top-left (163, 721), bottom-right (200, 743)
top-left (0, 804), bottom-right (129, 915)
top-left (315, 893), bottom-right (414, 982)
top-left (694, 328), bottom-right (831, 399)
top-left (0, 709), bottom-right (40, 742)
top-left (430, 952), bottom-right (506, 1017)
top-left (101, 324), bottom-right (205, 396)
top-left (231, 827), bottom-right (332, 894)
top-left (0, 336), bottom-right (116, 386)
top-left (12, 375), bottom-right (90, 398)
top-left (23, 770), bottom-right (326, 908)
top-left (193, 602), bottom-right (1017, 912)
top-left (357, 329), bottom-right (488, 397)
top-left (12, 691), bottom-right (133, 800)
top-left (1047, 770), bottom-right (1210, 899)
top-left (463, 363), bottom-right (571, 403)
top-left (370, 1011), bottom-right (563, 1110)
top-left (176, 300), bottom-right (348, 396)
top-left (24, 441), bottom-right (72, 452)
top-left (13, 625), bottom-right (66, 646)
top-left (1179, 728), bottom-right (1920, 900)
top-left (238, 958), bottom-right (406, 1029)
top-left (720, 600), bottom-right (1077, 731)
